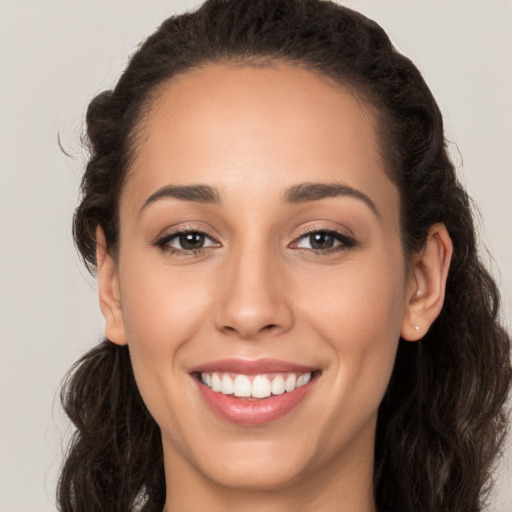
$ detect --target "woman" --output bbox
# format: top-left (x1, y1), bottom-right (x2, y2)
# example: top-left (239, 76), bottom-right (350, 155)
top-left (58, 1), bottom-right (511, 511)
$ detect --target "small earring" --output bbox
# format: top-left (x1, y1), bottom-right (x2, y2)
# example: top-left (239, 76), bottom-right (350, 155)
top-left (414, 325), bottom-right (420, 332)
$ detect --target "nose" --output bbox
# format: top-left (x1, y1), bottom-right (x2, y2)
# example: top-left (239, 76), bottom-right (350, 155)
top-left (214, 244), bottom-right (294, 340)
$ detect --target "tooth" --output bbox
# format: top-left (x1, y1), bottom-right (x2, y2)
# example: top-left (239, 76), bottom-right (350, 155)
top-left (206, 371), bottom-right (312, 396)
top-left (233, 374), bottom-right (252, 397)
top-left (285, 374), bottom-right (296, 392)
top-left (221, 374), bottom-right (234, 395)
top-left (211, 372), bottom-right (221, 392)
top-left (252, 375), bottom-right (271, 398)
top-left (271, 375), bottom-right (285, 395)
top-left (297, 373), bottom-right (311, 388)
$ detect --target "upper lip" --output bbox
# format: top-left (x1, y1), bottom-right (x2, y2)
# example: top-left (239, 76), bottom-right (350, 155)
top-left (189, 358), bottom-right (318, 375)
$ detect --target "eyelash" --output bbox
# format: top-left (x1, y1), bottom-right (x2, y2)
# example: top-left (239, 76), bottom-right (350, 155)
top-left (292, 228), bottom-right (357, 255)
top-left (154, 228), bottom-right (219, 255)
top-left (154, 227), bottom-right (357, 256)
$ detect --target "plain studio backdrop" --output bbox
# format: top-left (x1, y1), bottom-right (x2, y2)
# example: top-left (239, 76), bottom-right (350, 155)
top-left (0, 1), bottom-right (510, 511)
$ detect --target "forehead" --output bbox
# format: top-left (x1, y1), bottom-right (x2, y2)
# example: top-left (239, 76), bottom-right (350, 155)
top-left (123, 62), bottom-right (398, 221)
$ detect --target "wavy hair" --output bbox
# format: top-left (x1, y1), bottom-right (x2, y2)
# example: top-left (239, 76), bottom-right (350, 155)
top-left (59, 1), bottom-right (511, 511)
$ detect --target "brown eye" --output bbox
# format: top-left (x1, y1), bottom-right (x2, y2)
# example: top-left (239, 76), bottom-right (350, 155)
top-left (294, 230), bottom-right (356, 252)
top-left (179, 232), bottom-right (206, 250)
top-left (156, 230), bottom-right (219, 252)
top-left (308, 232), bottom-right (336, 250)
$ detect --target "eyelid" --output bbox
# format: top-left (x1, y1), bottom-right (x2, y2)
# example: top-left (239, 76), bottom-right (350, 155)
top-left (154, 225), bottom-right (221, 252)
top-left (153, 223), bottom-right (356, 255)
top-left (289, 225), bottom-right (357, 252)
top-left (293, 222), bottom-right (354, 240)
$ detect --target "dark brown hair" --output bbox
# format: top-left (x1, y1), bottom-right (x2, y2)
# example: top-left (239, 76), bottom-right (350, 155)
top-left (59, 1), bottom-right (511, 511)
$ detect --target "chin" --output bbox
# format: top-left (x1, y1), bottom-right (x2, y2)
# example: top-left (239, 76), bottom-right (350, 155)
top-left (202, 454), bottom-right (309, 492)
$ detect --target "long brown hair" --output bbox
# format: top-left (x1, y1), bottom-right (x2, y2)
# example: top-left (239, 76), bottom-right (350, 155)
top-left (59, 1), bottom-right (511, 511)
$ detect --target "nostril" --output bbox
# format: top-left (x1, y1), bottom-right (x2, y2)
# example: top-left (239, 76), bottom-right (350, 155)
top-left (215, 297), bottom-right (294, 339)
top-left (221, 322), bottom-right (280, 339)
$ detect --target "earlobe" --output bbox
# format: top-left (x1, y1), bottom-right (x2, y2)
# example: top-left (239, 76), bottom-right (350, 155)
top-left (96, 226), bottom-right (127, 346)
top-left (401, 223), bottom-right (453, 341)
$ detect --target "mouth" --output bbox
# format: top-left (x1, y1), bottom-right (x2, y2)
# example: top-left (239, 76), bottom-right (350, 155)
top-left (190, 359), bottom-right (321, 426)
top-left (197, 371), bottom-right (314, 398)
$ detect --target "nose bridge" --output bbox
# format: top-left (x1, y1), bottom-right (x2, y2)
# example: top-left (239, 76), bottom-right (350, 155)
top-left (215, 234), bottom-right (293, 339)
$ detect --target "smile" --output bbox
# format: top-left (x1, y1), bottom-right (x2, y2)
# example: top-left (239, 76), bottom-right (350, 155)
top-left (190, 359), bottom-right (320, 426)
top-left (200, 371), bottom-right (312, 398)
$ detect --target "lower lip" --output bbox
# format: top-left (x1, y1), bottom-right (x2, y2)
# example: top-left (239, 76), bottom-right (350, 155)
top-left (195, 377), bottom-right (317, 426)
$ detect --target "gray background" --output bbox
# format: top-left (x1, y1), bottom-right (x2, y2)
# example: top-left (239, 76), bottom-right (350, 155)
top-left (0, 1), bottom-right (510, 510)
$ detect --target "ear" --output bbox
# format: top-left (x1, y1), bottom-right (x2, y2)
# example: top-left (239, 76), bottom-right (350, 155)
top-left (401, 223), bottom-right (453, 341)
top-left (96, 226), bottom-right (127, 346)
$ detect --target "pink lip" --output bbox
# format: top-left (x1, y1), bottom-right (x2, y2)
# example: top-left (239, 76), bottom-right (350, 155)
top-left (189, 357), bottom-right (317, 375)
top-left (190, 358), bottom-right (319, 426)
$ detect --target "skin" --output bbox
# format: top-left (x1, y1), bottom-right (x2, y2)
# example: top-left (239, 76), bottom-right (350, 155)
top-left (97, 63), bottom-right (452, 512)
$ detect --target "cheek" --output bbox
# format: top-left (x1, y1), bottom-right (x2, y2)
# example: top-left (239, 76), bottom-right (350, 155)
top-left (116, 260), bottom-right (214, 429)
top-left (116, 259), bottom-right (215, 411)
top-left (299, 256), bottom-right (405, 403)
top-left (303, 255), bottom-right (405, 337)
top-left (119, 262), bottom-right (209, 347)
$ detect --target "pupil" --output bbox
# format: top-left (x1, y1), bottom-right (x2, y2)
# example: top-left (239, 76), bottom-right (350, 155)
top-left (310, 232), bottom-right (334, 250)
top-left (180, 233), bottom-right (204, 250)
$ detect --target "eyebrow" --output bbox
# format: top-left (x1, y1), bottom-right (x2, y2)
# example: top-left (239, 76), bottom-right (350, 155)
top-left (139, 181), bottom-right (378, 217)
top-left (284, 182), bottom-right (379, 217)
top-left (140, 184), bottom-right (220, 216)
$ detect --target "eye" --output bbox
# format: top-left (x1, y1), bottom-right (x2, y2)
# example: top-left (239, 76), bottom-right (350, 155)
top-left (294, 230), bottom-right (356, 252)
top-left (155, 230), bottom-right (219, 253)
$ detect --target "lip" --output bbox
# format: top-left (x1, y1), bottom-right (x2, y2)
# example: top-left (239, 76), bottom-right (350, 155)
top-left (189, 357), bottom-right (318, 375)
top-left (190, 358), bottom-right (320, 426)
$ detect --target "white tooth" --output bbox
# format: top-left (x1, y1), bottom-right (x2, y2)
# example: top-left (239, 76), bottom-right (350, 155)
top-left (201, 373), bottom-right (208, 385)
top-left (221, 374), bottom-right (234, 395)
top-left (285, 374), bottom-right (297, 392)
top-left (206, 374), bottom-right (212, 387)
top-left (211, 372), bottom-right (221, 392)
top-left (252, 375), bottom-right (271, 398)
top-left (271, 375), bottom-right (286, 395)
top-left (297, 373), bottom-right (311, 388)
top-left (233, 374), bottom-right (252, 397)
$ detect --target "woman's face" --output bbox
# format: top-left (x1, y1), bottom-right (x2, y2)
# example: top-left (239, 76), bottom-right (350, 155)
top-left (105, 63), bottom-right (415, 493)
